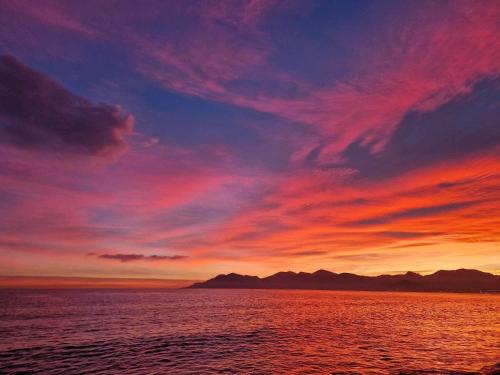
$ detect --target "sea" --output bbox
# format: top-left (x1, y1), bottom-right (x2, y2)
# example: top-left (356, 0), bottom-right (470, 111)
top-left (0, 289), bottom-right (498, 374)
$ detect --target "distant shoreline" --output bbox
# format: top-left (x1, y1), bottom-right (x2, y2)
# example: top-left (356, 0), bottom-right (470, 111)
top-left (188, 287), bottom-right (500, 295)
top-left (190, 269), bottom-right (500, 294)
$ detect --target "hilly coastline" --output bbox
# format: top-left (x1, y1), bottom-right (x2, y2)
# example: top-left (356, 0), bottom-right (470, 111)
top-left (190, 269), bottom-right (500, 293)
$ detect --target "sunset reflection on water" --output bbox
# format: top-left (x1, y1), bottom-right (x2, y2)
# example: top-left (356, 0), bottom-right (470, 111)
top-left (0, 289), bottom-right (499, 374)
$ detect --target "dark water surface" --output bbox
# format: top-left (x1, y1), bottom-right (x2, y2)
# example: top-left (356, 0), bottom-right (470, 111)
top-left (0, 289), bottom-right (498, 374)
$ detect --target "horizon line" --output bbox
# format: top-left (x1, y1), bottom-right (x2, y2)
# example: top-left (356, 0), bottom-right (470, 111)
top-left (1, 268), bottom-right (499, 289)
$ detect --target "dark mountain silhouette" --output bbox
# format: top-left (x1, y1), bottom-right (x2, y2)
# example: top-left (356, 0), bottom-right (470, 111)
top-left (189, 269), bottom-right (500, 293)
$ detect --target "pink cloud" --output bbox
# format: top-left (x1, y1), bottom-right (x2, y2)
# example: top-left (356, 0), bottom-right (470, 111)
top-left (5, 0), bottom-right (101, 37)
top-left (134, 1), bottom-right (500, 164)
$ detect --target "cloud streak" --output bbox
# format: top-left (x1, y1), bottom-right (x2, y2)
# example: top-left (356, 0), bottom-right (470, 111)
top-left (347, 201), bottom-right (482, 227)
top-left (91, 253), bottom-right (188, 263)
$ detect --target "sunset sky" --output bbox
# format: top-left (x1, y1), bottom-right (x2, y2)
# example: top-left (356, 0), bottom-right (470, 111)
top-left (0, 0), bottom-right (499, 280)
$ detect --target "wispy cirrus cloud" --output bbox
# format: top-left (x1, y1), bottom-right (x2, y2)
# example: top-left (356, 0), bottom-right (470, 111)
top-left (2, 0), bottom-right (101, 38)
top-left (133, 0), bottom-right (500, 162)
top-left (347, 201), bottom-right (483, 227)
top-left (327, 78), bottom-right (500, 180)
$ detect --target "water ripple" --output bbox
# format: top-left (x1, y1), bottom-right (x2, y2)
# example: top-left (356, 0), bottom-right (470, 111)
top-left (0, 290), bottom-right (498, 374)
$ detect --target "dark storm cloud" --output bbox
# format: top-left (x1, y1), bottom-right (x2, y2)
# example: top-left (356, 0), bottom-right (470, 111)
top-left (92, 253), bottom-right (188, 263)
top-left (326, 78), bottom-right (500, 179)
top-left (0, 55), bottom-right (133, 155)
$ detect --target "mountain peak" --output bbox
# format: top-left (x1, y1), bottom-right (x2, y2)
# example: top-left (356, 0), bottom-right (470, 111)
top-left (313, 269), bottom-right (337, 277)
top-left (404, 271), bottom-right (423, 278)
top-left (430, 269), bottom-right (493, 279)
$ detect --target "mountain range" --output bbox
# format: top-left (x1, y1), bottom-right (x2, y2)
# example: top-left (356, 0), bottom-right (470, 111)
top-left (190, 269), bottom-right (500, 293)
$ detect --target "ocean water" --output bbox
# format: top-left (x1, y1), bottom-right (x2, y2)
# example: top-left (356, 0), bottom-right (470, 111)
top-left (0, 289), bottom-right (498, 374)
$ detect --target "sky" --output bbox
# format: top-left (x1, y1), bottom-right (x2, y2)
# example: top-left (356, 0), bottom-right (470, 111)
top-left (0, 0), bottom-right (499, 280)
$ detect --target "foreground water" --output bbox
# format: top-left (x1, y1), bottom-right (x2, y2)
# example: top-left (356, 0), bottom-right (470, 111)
top-left (0, 289), bottom-right (498, 374)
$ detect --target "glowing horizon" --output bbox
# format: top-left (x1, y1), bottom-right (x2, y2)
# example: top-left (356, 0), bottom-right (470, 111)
top-left (0, 1), bottom-right (499, 280)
